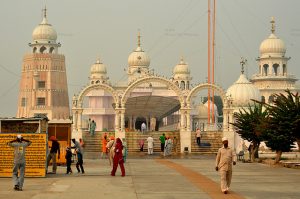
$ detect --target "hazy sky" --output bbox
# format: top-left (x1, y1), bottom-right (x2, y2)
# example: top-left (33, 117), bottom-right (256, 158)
top-left (0, 0), bottom-right (300, 117)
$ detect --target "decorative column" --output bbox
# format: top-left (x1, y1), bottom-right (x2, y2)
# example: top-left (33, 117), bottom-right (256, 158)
top-left (77, 109), bottom-right (83, 130)
top-left (72, 110), bottom-right (77, 130)
top-left (120, 110), bottom-right (125, 132)
top-left (180, 109), bottom-right (185, 131)
top-left (186, 109), bottom-right (191, 131)
top-left (114, 110), bottom-right (120, 132)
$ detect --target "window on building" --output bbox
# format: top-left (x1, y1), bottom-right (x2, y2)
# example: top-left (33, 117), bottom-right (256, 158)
top-left (38, 81), bottom-right (46, 89)
top-left (37, 97), bottom-right (46, 106)
top-left (21, 98), bottom-right (26, 107)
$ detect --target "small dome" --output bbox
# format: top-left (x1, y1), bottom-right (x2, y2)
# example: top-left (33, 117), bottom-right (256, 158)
top-left (204, 101), bottom-right (218, 116)
top-left (197, 103), bottom-right (208, 118)
top-left (259, 33), bottom-right (286, 55)
top-left (173, 57), bottom-right (190, 74)
top-left (128, 46), bottom-right (150, 67)
top-left (259, 17), bottom-right (286, 56)
top-left (90, 59), bottom-right (107, 74)
top-left (32, 16), bottom-right (57, 42)
top-left (226, 74), bottom-right (261, 107)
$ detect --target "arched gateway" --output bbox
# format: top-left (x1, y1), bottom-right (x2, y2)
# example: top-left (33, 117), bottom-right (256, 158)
top-left (72, 77), bottom-right (230, 153)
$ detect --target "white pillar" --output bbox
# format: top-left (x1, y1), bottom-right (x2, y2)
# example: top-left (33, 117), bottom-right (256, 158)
top-left (77, 109), bottom-right (83, 130)
top-left (180, 109), bottom-right (185, 131)
top-left (186, 110), bottom-right (191, 131)
top-left (115, 111), bottom-right (119, 132)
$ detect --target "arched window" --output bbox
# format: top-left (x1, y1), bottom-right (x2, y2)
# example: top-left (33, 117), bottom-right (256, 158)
top-left (49, 47), bottom-right (54, 53)
top-left (283, 64), bottom-right (287, 75)
top-left (273, 64), bottom-right (279, 76)
top-left (187, 81), bottom-right (190, 90)
top-left (40, 46), bottom-right (46, 53)
top-left (33, 47), bottom-right (37, 53)
top-left (261, 96), bottom-right (265, 103)
top-left (180, 81), bottom-right (185, 90)
top-left (268, 95), bottom-right (274, 103)
top-left (263, 64), bottom-right (269, 76)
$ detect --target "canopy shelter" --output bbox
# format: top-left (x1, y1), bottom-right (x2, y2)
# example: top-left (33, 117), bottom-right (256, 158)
top-left (125, 96), bottom-right (180, 119)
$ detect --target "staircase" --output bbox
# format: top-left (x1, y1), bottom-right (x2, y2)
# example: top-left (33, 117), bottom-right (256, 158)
top-left (82, 131), bottom-right (114, 159)
top-left (81, 131), bottom-right (223, 159)
top-left (125, 131), bottom-right (181, 153)
top-left (191, 131), bottom-right (223, 154)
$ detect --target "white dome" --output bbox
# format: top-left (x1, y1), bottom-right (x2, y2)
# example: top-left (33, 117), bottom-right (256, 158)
top-left (259, 33), bottom-right (286, 56)
top-left (128, 46), bottom-right (150, 67)
top-left (90, 59), bottom-right (107, 74)
top-left (197, 103), bottom-right (208, 118)
top-left (32, 17), bottom-right (57, 42)
top-left (173, 57), bottom-right (190, 74)
top-left (226, 74), bottom-right (261, 107)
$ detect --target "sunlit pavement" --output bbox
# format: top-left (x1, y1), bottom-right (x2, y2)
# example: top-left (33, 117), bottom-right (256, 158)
top-left (1, 154), bottom-right (300, 199)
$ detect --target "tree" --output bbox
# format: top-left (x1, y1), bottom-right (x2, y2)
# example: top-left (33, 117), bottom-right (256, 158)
top-left (261, 90), bottom-right (300, 163)
top-left (231, 103), bottom-right (268, 162)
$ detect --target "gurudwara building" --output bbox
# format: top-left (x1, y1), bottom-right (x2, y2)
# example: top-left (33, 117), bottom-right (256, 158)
top-left (15, 8), bottom-right (299, 153)
top-left (72, 17), bottom-right (299, 152)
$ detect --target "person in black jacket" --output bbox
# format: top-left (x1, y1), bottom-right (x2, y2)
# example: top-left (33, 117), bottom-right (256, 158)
top-left (46, 136), bottom-right (60, 174)
top-left (65, 147), bottom-right (73, 174)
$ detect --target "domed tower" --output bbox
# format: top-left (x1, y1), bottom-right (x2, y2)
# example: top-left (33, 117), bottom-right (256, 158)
top-left (89, 58), bottom-right (109, 85)
top-left (17, 8), bottom-right (70, 120)
top-left (127, 32), bottom-right (150, 82)
top-left (227, 60), bottom-right (261, 108)
top-left (172, 57), bottom-right (192, 90)
top-left (251, 17), bottom-right (298, 102)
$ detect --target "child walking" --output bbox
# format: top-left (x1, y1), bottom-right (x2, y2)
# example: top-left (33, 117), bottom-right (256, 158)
top-left (65, 147), bottom-right (73, 174)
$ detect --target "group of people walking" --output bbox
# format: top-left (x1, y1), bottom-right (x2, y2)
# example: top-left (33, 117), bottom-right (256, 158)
top-left (7, 133), bottom-right (237, 195)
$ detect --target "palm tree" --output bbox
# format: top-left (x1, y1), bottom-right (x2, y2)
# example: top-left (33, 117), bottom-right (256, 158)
top-left (231, 103), bottom-right (268, 162)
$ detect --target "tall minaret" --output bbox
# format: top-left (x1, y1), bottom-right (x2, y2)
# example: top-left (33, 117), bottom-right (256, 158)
top-left (17, 7), bottom-right (70, 120)
top-left (251, 17), bottom-right (298, 103)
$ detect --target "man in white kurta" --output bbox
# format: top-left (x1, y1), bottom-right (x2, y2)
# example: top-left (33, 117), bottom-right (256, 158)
top-left (146, 136), bottom-right (154, 155)
top-left (215, 137), bottom-right (236, 194)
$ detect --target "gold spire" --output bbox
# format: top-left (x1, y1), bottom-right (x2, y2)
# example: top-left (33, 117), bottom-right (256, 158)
top-left (270, 16), bottom-right (275, 34)
top-left (240, 57), bottom-right (247, 74)
top-left (43, 6), bottom-right (47, 18)
top-left (137, 31), bottom-right (141, 47)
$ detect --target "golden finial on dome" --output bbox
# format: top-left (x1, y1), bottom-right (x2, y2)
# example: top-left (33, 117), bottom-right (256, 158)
top-left (43, 6), bottom-right (47, 18)
top-left (137, 30), bottom-right (141, 47)
top-left (270, 16), bottom-right (275, 34)
top-left (240, 57), bottom-right (247, 74)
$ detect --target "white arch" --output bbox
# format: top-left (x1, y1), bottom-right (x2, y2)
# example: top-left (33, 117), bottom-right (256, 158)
top-left (186, 83), bottom-right (227, 107)
top-left (121, 76), bottom-right (184, 106)
top-left (77, 83), bottom-right (119, 108)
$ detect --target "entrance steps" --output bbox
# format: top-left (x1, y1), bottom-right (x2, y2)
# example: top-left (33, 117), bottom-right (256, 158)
top-left (81, 131), bottom-right (223, 159)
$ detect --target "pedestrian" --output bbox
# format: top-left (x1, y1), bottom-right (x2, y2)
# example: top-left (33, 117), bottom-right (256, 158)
top-left (101, 132), bottom-right (108, 159)
top-left (215, 137), bottom-right (236, 194)
top-left (141, 122), bottom-right (146, 133)
top-left (173, 136), bottom-right (178, 153)
top-left (46, 136), bottom-right (60, 174)
top-left (90, 120), bottom-right (96, 136)
top-left (106, 136), bottom-right (115, 166)
top-left (164, 136), bottom-right (172, 156)
top-left (111, 138), bottom-right (125, 177)
top-left (146, 135), bottom-right (154, 155)
top-left (7, 134), bottom-right (32, 191)
top-left (122, 138), bottom-right (128, 163)
top-left (65, 146), bottom-right (73, 174)
top-left (196, 128), bottom-right (201, 146)
top-left (138, 139), bottom-right (144, 152)
top-left (159, 133), bottom-right (166, 152)
top-left (79, 138), bottom-right (85, 148)
top-left (87, 118), bottom-right (91, 133)
top-left (71, 138), bottom-right (85, 174)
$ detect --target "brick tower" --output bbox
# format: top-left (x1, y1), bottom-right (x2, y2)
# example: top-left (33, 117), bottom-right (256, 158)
top-left (17, 8), bottom-right (70, 120)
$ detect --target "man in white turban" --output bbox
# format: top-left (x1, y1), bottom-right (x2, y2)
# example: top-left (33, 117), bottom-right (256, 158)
top-left (215, 137), bottom-right (236, 194)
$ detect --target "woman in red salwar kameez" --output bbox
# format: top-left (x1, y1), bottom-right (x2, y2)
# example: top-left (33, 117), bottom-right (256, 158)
top-left (111, 138), bottom-right (125, 177)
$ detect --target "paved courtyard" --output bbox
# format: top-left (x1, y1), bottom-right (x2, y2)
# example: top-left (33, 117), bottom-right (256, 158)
top-left (0, 154), bottom-right (299, 199)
